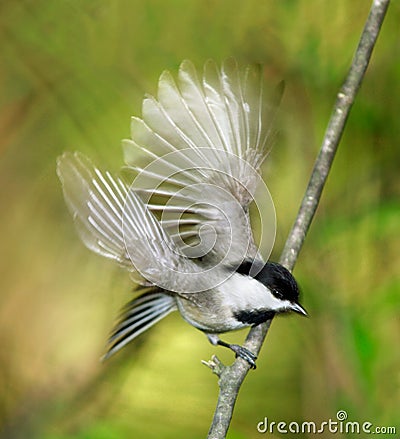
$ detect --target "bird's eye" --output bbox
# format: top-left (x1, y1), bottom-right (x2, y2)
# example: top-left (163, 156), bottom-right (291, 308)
top-left (272, 289), bottom-right (284, 300)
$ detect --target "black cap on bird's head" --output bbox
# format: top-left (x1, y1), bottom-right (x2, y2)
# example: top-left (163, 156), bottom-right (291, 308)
top-left (236, 259), bottom-right (307, 316)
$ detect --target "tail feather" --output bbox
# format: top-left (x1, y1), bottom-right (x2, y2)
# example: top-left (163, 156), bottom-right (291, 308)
top-left (103, 290), bottom-right (177, 360)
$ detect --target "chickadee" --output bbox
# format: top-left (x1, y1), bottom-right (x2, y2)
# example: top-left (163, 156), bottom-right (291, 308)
top-left (57, 59), bottom-right (306, 369)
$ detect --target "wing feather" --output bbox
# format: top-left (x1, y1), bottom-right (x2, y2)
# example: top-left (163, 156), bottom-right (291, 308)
top-left (123, 59), bottom-right (279, 264)
top-left (57, 152), bottom-right (132, 269)
top-left (57, 152), bottom-right (203, 287)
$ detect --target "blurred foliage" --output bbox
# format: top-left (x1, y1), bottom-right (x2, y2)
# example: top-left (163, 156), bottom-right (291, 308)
top-left (1, 1), bottom-right (399, 438)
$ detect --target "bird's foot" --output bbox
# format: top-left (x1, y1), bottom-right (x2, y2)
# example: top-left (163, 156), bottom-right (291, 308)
top-left (206, 334), bottom-right (257, 369)
top-left (228, 344), bottom-right (257, 369)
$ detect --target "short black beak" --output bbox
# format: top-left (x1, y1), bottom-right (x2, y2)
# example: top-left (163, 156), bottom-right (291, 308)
top-left (290, 302), bottom-right (308, 317)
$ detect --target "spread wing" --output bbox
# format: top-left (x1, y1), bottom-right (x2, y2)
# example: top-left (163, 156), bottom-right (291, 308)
top-left (123, 58), bottom-right (281, 266)
top-left (57, 153), bottom-right (133, 270)
top-left (57, 152), bottom-right (207, 292)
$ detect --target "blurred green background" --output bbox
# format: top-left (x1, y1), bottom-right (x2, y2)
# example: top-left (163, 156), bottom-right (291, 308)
top-left (1, 1), bottom-right (399, 438)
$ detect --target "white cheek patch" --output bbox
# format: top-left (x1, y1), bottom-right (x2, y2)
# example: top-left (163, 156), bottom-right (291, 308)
top-left (219, 273), bottom-right (287, 313)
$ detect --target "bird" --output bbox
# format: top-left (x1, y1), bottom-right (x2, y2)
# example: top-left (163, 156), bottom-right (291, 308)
top-left (57, 59), bottom-right (307, 369)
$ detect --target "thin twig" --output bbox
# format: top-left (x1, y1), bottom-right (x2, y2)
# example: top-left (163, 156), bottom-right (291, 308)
top-left (206, 1), bottom-right (390, 437)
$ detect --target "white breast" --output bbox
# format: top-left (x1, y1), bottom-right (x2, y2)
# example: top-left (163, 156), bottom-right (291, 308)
top-left (176, 272), bottom-right (287, 333)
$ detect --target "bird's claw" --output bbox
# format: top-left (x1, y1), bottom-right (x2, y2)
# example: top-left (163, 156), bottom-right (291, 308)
top-left (230, 344), bottom-right (257, 369)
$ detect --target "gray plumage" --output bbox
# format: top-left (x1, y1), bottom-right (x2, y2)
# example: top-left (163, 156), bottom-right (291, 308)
top-left (57, 59), bottom-right (305, 368)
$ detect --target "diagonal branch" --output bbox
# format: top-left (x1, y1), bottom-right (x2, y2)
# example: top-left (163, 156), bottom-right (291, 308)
top-left (206, 1), bottom-right (391, 438)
